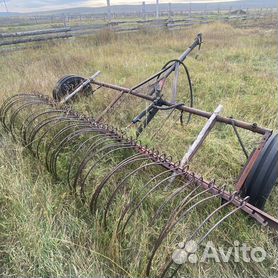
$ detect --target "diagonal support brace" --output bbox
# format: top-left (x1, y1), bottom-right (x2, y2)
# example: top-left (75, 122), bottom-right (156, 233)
top-left (180, 104), bottom-right (223, 167)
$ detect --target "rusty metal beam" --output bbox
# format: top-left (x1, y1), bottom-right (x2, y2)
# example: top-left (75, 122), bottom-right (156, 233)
top-left (133, 144), bottom-right (278, 230)
top-left (92, 80), bottom-right (271, 135)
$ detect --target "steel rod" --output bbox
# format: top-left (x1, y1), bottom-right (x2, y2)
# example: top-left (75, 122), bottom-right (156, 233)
top-left (92, 80), bottom-right (271, 135)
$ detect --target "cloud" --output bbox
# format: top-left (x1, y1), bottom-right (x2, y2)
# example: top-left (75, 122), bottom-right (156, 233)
top-left (1, 0), bottom-right (237, 13)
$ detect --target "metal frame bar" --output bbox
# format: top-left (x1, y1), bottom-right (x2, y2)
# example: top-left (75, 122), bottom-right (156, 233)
top-left (91, 79), bottom-right (271, 135)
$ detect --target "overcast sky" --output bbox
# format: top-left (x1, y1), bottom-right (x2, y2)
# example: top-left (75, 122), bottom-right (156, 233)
top-left (1, 0), bottom-right (238, 13)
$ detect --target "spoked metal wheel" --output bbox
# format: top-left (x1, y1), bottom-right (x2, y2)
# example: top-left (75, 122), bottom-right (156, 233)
top-left (52, 75), bottom-right (92, 101)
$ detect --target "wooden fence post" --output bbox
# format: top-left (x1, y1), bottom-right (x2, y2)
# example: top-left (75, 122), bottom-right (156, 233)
top-left (156, 0), bottom-right (159, 19)
top-left (107, 0), bottom-right (112, 21)
top-left (142, 1), bottom-right (146, 20)
top-left (168, 2), bottom-right (172, 20)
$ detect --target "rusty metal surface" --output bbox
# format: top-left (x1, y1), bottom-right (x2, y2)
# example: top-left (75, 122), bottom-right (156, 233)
top-left (236, 131), bottom-right (272, 191)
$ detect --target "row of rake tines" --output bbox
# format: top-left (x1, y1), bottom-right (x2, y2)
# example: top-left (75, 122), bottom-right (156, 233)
top-left (0, 93), bottom-right (250, 277)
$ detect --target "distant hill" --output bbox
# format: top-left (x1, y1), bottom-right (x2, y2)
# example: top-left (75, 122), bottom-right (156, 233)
top-left (29, 0), bottom-right (278, 15)
top-left (0, 0), bottom-right (276, 17)
top-left (0, 12), bottom-right (20, 17)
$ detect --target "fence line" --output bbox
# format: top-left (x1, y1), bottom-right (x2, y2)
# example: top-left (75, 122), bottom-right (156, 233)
top-left (0, 10), bottom-right (276, 48)
top-left (0, 27), bottom-right (71, 38)
top-left (0, 34), bottom-right (72, 47)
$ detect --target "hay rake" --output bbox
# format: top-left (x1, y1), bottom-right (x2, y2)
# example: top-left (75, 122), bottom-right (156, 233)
top-left (1, 34), bottom-right (277, 277)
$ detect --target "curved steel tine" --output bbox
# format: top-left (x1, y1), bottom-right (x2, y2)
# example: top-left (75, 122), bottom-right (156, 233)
top-left (148, 181), bottom-right (202, 236)
top-left (111, 168), bottom-right (182, 230)
top-left (8, 100), bottom-right (47, 141)
top-left (67, 133), bottom-right (111, 188)
top-left (23, 112), bottom-right (68, 149)
top-left (1, 94), bottom-right (43, 117)
top-left (25, 115), bottom-right (62, 153)
top-left (34, 116), bottom-right (81, 159)
top-left (197, 195), bottom-right (249, 245)
top-left (149, 181), bottom-right (191, 227)
top-left (170, 182), bottom-right (210, 217)
top-left (158, 188), bottom-right (232, 278)
top-left (19, 107), bottom-right (50, 142)
top-left (89, 154), bottom-right (148, 214)
top-left (159, 260), bottom-right (176, 278)
top-left (80, 143), bottom-right (133, 187)
top-left (159, 194), bottom-right (247, 278)
top-left (182, 186), bottom-right (230, 245)
top-left (9, 100), bottom-right (49, 139)
top-left (26, 111), bottom-right (79, 144)
top-left (0, 96), bottom-right (19, 128)
top-left (8, 97), bottom-right (48, 128)
top-left (26, 116), bottom-right (79, 154)
top-left (118, 171), bottom-right (186, 236)
top-left (21, 109), bottom-right (65, 146)
top-left (0, 94), bottom-right (44, 130)
top-left (45, 122), bottom-right (91, 172)
top-left (158, 188), bottom-right (221, 244)
top-left (30, 117), bottom-right (82, 153)
top-left (72, 135), bottom-right (120, 190)
top-left (103, 161), bottom-right (169, 228)
top-left (146, 185), bottom-right (218, 276)
top-left (50, 127), bottom-right (98, 178)
top-left (47, 124), bottom-right (97, 175)
top-left (69, 137), bottom-right (121, 188)
top-left (0, 94), bottom-right (25, 121)
top-left (49, 123), bottom-right (109, 173)
top-left (45, 120), bottom-right (90, 151)
top-left (77, 143), bottom-right (133, 200)
top-left (72, 140), bottom-right (126, 193)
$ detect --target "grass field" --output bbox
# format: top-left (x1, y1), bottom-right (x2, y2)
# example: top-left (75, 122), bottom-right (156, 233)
top-left (0, 22), bottom-right (278, 277)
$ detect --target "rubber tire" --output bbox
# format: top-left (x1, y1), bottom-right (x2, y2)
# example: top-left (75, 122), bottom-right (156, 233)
top-left (241, 133), bottom-right (278, 209)
top-left (52, 75), bottom-right (92, 101)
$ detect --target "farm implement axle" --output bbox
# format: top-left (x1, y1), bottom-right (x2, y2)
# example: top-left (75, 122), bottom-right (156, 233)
top-left (0, 33), bottom-right (277, 277)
